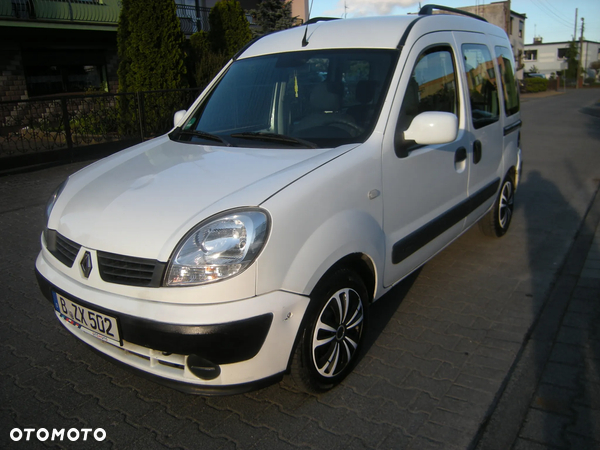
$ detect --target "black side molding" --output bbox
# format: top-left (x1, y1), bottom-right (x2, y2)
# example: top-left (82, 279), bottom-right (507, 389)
top-left (504, 120), bottom-right (522, 136)
top-left (392, 178), bottom-right (500, 264)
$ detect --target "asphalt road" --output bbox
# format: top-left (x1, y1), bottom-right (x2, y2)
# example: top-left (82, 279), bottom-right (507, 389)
top-left (1, 89), bottom-right (599, 449)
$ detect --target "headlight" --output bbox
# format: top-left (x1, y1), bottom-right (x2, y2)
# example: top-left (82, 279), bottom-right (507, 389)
top-left (165, 209), bottom-right (270, 286)
top-left (45, 179), bottom-right (67, 225)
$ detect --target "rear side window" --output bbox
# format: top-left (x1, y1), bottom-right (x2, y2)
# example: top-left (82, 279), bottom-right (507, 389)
top-left (461, 44), bottom-right (499, 129)
top-left (494, 46), bottom-right (520, 116)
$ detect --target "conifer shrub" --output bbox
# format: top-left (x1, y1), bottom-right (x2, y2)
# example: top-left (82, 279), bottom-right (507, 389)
top-left (117, 0), bottom-right (188, 135)
top-left (208, 0), bottom-right (252, 59)
top-left (250, 0), bottom-right (296, 36)
top-left (188, 0), bottom-right (252, 89)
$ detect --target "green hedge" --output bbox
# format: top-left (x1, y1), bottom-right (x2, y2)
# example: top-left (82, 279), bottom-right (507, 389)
top-left (525, 77), bottom-right (548, 93)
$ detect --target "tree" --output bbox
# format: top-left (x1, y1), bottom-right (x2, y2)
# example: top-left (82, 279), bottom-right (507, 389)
top-left (188, 0), bottom-right (252, 87)
top-left (250, 0), bottom-right (297, 36)
top-left (117, 0), bottom-right (187, 92)
top-left (565, 40), bottom-right (580, 79)
top-left (207, 0), bottom-right (253, 59)
top-left (528, 65), bottom-right (539, 73)
top-left (117, 0), bottom-right (188, 134)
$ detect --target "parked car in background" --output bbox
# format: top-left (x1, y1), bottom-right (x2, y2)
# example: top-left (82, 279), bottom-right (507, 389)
top-left (524, 72), bottom-right (546, 79)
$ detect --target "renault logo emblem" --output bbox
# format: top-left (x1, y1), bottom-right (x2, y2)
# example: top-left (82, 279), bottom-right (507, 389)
top-left (80, 251), bottom-right (93, 278)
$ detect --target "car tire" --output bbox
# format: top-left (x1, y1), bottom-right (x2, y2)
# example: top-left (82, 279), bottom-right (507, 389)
top-left (479, 172), bottom-right (515, 238)
top-left (287, 268), bottom-right (368, 393)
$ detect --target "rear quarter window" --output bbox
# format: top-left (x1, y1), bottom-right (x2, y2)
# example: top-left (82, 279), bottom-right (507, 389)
top-left (461, 43), bottom-right (500, 129)
top-left (494, 46), bottom-right (520, 116)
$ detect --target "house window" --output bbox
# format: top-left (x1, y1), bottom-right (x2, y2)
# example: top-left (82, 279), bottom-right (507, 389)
top-left (518, 20), bottom-right (523, 38)
top-left (524, 50), bottom-right (537, 61)
top-left (25, 65), bottom-right (107, 97)
top-left (22, 49), bottom-right (108, 97)
top-left (557, 48), bottom-right (568, 59)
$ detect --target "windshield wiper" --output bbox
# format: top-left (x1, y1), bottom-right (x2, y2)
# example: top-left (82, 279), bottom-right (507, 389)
top-left (230, 132), bottom-right (318, 149)
top-left (177, 129), bottom-right (232, 147)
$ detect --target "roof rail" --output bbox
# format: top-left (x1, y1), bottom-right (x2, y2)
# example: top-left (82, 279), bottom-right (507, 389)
top-left (419, 4), bottom-right (487, 22)
top-left (305, 17), bottom-right (340, 25)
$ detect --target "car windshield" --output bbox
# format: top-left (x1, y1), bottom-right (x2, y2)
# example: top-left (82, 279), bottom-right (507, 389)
top-left (175, 49), bottom-right (399, 148)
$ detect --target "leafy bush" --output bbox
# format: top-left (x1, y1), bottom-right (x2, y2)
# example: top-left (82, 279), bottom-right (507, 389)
top-left (189, 30), bottom-right (229, 88)
top-left (525, 77), bottom-right (548, 93)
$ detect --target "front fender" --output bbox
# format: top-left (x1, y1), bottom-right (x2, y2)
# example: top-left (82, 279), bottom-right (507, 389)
top-left (281, 210), bottom-right (384, 297)
top-left (255, 138), bottom-right (384, 299)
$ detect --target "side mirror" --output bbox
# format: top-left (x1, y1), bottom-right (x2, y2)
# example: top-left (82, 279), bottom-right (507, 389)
top-left (173, 110), bottom-right (187, 128)
top-left (403, 111), bottom-right (458, 145)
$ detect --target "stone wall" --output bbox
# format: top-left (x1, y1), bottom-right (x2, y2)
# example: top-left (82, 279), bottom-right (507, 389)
top-left (0, 43), bottom-right (28, 102)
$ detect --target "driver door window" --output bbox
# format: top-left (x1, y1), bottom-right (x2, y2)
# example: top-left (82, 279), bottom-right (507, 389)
top-left (396, 46), bottom-right (459, 154)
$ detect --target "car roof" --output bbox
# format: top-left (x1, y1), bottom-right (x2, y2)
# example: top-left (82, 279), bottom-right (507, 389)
top-left (238, 14), bottom-right (507, 59)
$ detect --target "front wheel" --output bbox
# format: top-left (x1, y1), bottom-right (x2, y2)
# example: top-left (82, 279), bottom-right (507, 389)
top-left (288, 268), bottom-right (368, 393)
top-left (479, 173), bottom-right (515, 237)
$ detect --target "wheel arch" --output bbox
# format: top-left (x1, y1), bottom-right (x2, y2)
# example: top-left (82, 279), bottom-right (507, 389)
top-left (312, 253), bottom-right (377, 303)
top-left (284, 252), bottom-right (376, 375)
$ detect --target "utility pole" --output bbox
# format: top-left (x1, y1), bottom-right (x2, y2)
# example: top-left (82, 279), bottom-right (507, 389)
top-left (576, 17), bottom-right (584, 88)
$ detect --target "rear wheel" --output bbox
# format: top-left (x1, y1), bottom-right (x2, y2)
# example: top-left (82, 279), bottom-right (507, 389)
top-left (288, 268), bottom-right (368, 393)
top-left (479, 173), bottom-right (515, 237)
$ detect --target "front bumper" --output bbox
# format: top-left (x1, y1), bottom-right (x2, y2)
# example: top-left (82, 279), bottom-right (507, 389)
top-left (36, 251), bottom-right (310, 394)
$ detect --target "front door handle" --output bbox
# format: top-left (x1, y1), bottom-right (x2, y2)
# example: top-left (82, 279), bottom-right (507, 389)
top-left (455, 146), bottom-right (467, 172)
top-left (473, 140), bottom-right (482, 164)
top-left (455, 147), bottom-right (467, 163)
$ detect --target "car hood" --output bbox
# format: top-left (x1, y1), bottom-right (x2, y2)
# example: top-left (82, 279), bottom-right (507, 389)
top-left (50, 136), bottom-right (354, 260)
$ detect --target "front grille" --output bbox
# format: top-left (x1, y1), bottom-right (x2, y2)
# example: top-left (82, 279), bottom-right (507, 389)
top-left (49, 232), bottom-right (82, 268)
top-left (97, 251), bottom-right (165, 287)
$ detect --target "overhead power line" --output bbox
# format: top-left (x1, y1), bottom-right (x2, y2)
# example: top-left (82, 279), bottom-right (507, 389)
top-left (530, 0), bottom-right (573, 29)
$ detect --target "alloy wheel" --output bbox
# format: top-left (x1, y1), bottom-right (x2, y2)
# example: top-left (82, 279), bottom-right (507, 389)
top-left (311, 287), bottom-right (364, 378)
top-left (498, 180), bottom-right (514, 229)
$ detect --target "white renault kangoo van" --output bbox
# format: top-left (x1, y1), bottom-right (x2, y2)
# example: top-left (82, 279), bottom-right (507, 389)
top-left (36, 5), bottom-right (522, 394)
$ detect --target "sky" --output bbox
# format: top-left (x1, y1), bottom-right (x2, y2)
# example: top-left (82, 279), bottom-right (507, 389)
top-left (308, 0), bottom-right (600, 44)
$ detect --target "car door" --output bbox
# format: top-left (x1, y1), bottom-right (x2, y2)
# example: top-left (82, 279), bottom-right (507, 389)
top-left (382, 32), bottom-right (469, 288)
top-left (493, 42), bottom-right (522, 181)
top-left (453, 32), bottom-right (505, 228)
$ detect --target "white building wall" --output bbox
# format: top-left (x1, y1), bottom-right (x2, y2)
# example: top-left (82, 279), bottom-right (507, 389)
top-left (524, 41), bottom-right (600, 78)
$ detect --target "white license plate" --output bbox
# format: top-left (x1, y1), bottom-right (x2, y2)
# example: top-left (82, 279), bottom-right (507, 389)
top-left (52, 292), bottom-right (121, 345)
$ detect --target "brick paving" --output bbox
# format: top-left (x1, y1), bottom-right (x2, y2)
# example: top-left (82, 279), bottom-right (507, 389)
top-left (1, 89), bottom-right (599, 449)
top-left (514, 212), bottom-right (600, 449)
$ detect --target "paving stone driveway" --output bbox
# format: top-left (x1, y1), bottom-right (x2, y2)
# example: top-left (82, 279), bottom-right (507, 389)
top-left (1, 89), bottom-right (599, 449)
